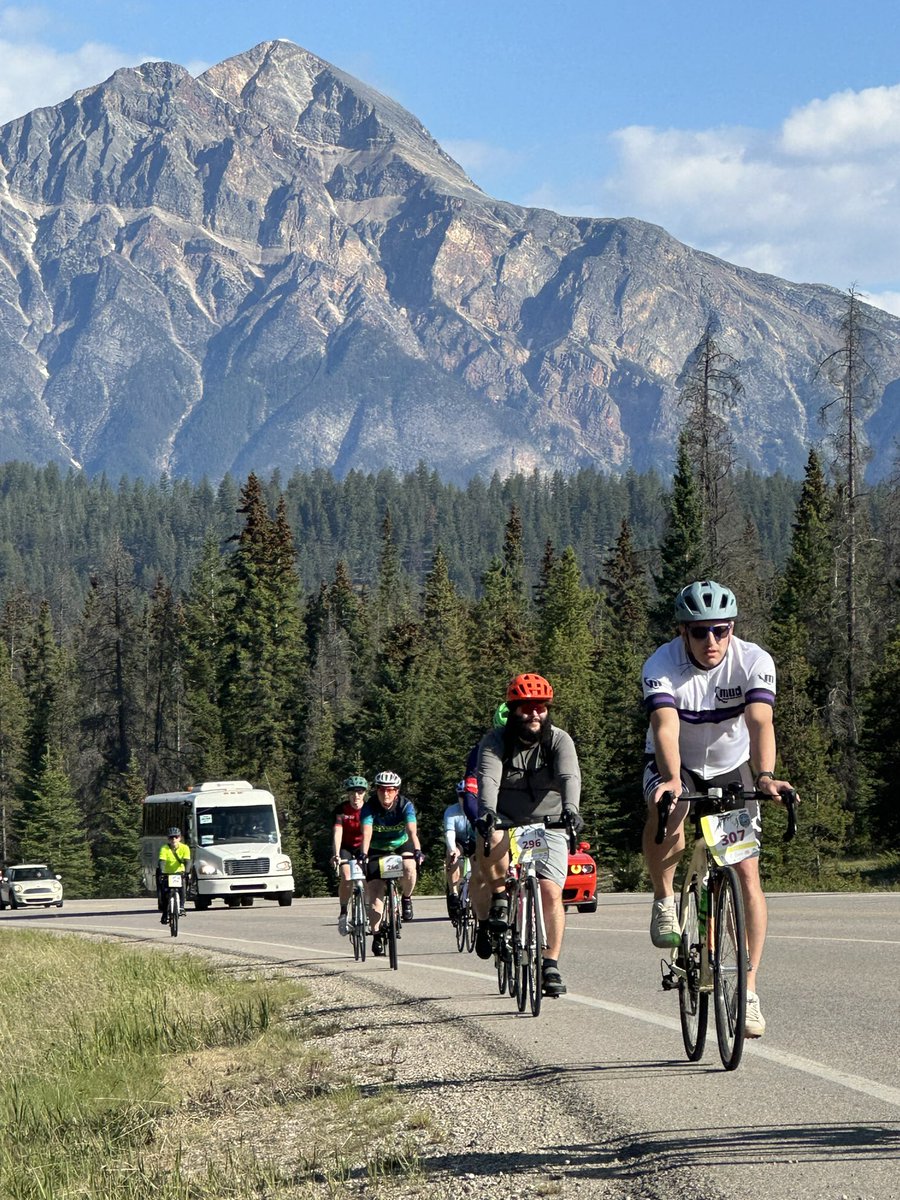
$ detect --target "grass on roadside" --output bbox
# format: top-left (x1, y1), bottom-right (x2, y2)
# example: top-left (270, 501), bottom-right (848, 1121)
top-left (0, 932), bottom-right (433, 1199)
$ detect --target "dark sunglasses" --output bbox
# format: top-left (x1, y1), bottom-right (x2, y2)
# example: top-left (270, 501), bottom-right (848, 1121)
top-left (687, 623), bottom-right (733, 642)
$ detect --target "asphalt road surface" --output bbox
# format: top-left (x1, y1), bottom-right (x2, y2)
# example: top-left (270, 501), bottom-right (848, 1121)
top-left (4, 890), bottom-right (898, 1200)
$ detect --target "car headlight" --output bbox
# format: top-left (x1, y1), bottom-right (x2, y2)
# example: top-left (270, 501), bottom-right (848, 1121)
top-left (198, 863), bottom-right (218, 876)
top-left (580, 864), bottom-right (595, 874)
top-left (12, 884), bottom-right (24, 893)
top-left (276, 858), bottom-right (291, 872)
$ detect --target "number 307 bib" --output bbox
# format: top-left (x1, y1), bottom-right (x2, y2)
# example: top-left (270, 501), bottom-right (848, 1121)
top-left (700, 808), bottom-right (760, 866)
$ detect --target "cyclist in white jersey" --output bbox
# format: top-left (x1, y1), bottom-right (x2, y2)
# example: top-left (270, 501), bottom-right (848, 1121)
top-left (640, 580), bottom-right (796, 1039)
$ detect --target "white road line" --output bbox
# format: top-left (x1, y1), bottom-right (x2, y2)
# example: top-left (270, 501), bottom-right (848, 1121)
top-left (15, 919), bottom-right (900, 1110)
top-left (564, 926), bottom-right (900, 945)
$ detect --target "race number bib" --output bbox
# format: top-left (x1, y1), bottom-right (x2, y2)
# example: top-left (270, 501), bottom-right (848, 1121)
top-left (347, 859), bottom-right (365, 881)
top-left (377, 854), bottom-right (404, 879)
top-left (166, 874), bottom-right (184, 889)
top-left (510, 824), bottom-right (550, 863)
top-left (700, 808), bottom-right (760, 866)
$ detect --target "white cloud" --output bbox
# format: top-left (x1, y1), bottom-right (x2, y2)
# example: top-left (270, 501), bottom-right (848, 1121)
top-left (781, 83), bottom-right (900, 157)
top-left (864, 290), bottom-right (900, 318)
top-left (595, 85), bottom-right (900, 296)
top-left (0, 37), bottom-right (146, 124)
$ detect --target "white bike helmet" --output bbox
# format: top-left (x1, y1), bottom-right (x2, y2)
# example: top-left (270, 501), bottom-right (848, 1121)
top-left (374, 770), bottom-right (401, 788)
top-left (674, 580), bottom-right (738, 622)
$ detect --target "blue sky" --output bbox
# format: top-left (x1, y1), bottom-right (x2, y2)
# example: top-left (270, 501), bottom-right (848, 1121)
top-left (3, 1), bottom-right (900, 311)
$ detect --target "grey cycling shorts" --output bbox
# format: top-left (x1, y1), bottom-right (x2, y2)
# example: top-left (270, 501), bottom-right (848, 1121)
top-left (642, 759), bottom-right (762, 844)
top-left (509, 826), bottom-right (568, 888)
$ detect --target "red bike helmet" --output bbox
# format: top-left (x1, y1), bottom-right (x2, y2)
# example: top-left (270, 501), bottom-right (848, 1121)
top-left (506, 673), bottom-right (554, 704)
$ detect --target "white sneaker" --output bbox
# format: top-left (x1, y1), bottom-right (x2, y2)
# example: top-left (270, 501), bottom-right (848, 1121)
top-left (650, 898), bottom-right (681, 948)
top-left (745, 991), bottom-right (766, 1037)
top-left (338, 913), bottom-right (348, 937)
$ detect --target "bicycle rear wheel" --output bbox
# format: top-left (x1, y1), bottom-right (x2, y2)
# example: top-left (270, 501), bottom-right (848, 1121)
top-left (455, 903), bottom-right (466, 952)
top-left (524, 875), bottom-right (542, 1017)
top-left (677, 872), bottom-right (708, 1061)
top-left (386, 882), bottom-right (399, 970)
top-left (464, 907), bottom-right (477, 953)
top-left (350, 886), bottom-right (366, 962)
top-left (713, 867), bottom-right (747, 1070)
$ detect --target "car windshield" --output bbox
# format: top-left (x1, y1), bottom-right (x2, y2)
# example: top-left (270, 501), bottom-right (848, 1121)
top-left (195, 805), bottom-right (277, 846)
top-left (11, 867), bottom-right (54, 881)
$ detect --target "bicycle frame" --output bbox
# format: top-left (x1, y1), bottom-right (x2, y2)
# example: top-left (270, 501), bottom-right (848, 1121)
top-left (484, 815), bottom-right (577, 1016)
top-left (367, 851), bottom-right (414, 971)
top-left (165, 873), bottom-right (184, 938)
top-left (346, 858), bottom-right (367, 962)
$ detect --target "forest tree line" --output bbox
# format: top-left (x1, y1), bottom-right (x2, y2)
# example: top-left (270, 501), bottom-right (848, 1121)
top-left (1, 301), bottom-right (899, 896)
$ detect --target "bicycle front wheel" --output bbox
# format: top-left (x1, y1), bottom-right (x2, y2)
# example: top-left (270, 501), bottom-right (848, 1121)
top-left (524, 875), bottom-right (542, 1017)
top-left (677, 872), bottom-right (708, 1060)
top-left (386, 883), bottom-right (399, 970)
top-left (350, 887), bottom-right (366, 962)
top-left (713, 867), bottom-right (747, 1070)
top-left (168, 890), bottom-right (179, 939)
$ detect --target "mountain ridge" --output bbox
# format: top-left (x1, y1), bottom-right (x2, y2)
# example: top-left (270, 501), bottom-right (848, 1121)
top-left (1, 38), bottom-right (898, 482)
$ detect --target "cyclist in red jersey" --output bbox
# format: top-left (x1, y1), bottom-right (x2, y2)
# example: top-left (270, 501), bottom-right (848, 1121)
top-left (331, 775), bottom-right (368, 936)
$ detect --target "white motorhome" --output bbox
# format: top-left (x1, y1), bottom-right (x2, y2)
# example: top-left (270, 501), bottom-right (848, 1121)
top-left (141, 780), bottom-right (294, 909)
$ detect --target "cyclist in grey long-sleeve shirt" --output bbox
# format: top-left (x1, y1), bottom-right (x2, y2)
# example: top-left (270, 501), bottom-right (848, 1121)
top-left (473, 672), bottom-right (583, 997)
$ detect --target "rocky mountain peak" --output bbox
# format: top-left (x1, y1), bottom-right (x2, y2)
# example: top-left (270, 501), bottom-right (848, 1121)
top-left (0, 40), bottom-right (899, 483)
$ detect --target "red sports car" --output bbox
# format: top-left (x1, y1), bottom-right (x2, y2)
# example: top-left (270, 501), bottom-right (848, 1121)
top-left (563, 841), bottom-right (598, 913)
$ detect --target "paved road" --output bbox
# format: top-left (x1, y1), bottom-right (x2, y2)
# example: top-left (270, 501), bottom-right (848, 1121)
top-left (4, 890), bottom-right (898, 1200)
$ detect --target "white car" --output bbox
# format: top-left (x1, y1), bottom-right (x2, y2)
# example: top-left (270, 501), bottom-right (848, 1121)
top-left (0, 864), bottom-right (64, 909)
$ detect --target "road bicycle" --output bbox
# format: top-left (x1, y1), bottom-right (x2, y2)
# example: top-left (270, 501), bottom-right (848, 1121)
top-left (450, 854), bottom-right (477, 953)
top-left (368, 851), bottom-right (414, 971)
top-left (485, 814), bottom-right (577, 1017)
top-left (345, 857), bottom-right (368, 962)
top-left (657, 783), bottom-right (798, 1070)
top-left (164, 873), bottom-right (185, 938)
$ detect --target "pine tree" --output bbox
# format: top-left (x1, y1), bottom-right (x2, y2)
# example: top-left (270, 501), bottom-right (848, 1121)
top-left (180, 536), bottom-right (232, 781)
top-left (677, 323), bottom-right (744, 573)
top-left (762, 616), bottom-right (848, 886)
top-left (19, 748), bottom-right (95, 897)
top-left (771, 448), bottom-right (835, 708)
top-left (652, 432), bottom-right (704, 640)
top-left (93, 754), bottom-right (144, 897)
top-left (536, 546), bottom-right (604, 844)
top-left (220, 476), bottom-right (305, 787)
top-left (0, 639), bottom-right (25, 866)
top-left (817, 286), bottom-right (881, 822)
top-left (140, 576), bottom-right (186, 793)
top-left (75, 538), bottom-right (141, 811)
top-left (861, 620), bottom-right (900, 846)
top-left (596, 520), bottom-right (653, 864)
top-left (473, 505), bottom-right (536, 707)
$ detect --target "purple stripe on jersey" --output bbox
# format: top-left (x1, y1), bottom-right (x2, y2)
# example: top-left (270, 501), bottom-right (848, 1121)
top-left (745, 688), bottom-right (776, 706)
top-left (678, 704), bottom-right (746, 724)
top-left (644, 693), bottom-right (677, 712)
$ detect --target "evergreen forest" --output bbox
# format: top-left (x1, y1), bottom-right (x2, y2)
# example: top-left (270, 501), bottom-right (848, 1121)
top-left (1, 292), bottom-right (898, 896)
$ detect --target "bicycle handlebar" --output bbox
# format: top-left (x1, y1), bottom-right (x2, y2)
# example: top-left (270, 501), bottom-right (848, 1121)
top-left (481, 813), bottom-right (578, 855)
top-left (654, 785), bottom-right (798, 845)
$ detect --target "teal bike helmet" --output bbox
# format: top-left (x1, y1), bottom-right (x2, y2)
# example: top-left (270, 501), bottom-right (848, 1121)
top-left (674, 580), bottom-right (738, 623)
top-left (342, 775), bottom-right (368, 791)
top-left (492, 702), bottom-right (509, 729)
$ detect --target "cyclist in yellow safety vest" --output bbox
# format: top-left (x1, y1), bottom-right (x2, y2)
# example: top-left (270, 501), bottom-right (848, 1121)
top-left (158, 826), bottom-right (191, 924)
